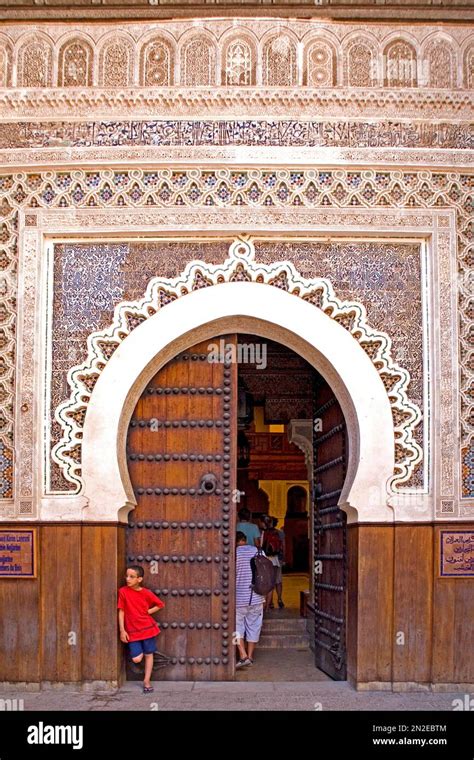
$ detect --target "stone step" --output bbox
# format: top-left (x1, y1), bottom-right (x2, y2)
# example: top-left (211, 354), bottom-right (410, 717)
top-left (258, 633), bottom-right (311, 649)
top-left (261, 618), bottom-right (307, 634)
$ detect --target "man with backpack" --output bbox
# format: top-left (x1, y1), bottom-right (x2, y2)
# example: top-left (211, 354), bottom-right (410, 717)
top-left (261, 516), bottom-right (285, 610)
top-left (235, 531), bottom-right (272, 668)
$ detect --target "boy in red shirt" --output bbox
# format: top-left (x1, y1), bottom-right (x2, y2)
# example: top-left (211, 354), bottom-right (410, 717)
top-left (117, 565), bottom-right (165, 693)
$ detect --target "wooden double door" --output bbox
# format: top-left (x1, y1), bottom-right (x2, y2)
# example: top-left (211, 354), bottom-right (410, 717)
top-left (126, 337), bottom-right (237, 681)
top-left (126, 334), bottom-right (348, 682)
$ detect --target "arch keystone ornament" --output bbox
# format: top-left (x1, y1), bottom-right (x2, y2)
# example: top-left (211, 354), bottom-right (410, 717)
top-left (53, 237), bottom-right (421, 521)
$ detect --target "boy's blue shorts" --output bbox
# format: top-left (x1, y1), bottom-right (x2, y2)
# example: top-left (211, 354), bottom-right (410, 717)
top-left (128, 636), bottom-right (157, 658)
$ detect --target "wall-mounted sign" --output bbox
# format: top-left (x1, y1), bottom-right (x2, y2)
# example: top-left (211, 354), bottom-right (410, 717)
top-left (440, 531), bottom-right (474, 578)
top-left (0, 529), bottom-right (37, 578)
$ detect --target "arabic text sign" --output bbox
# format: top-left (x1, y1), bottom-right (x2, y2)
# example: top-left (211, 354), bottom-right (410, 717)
top-left (440, 531), bottom-right (474, 578)
top-left (0, 529), bottom-right (37, 578)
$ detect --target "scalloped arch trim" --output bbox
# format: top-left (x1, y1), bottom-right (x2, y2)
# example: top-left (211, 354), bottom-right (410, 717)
top-left (52, 237), bottom-right (422, 492)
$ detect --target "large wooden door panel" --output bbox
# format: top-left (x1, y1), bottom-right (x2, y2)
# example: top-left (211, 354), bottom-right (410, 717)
top-left (126, 337), bottom-right (237, 681)
top-left (313, 378), bottom-right (347, 680)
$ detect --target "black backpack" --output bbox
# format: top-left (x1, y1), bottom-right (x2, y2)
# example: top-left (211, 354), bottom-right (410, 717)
top-left (250, 549), bottom-right (276, 596)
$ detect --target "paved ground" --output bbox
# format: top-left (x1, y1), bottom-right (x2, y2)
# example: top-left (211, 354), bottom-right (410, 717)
top-left (0, 577), bottom-right (465, 712)
top-left (0, 673), bottom-right (465, 712)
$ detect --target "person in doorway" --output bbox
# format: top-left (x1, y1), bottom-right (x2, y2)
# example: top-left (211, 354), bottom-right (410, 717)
top-left (117, 565), bottom-right (165, 694)
top-left (256, 513), bottom-right (267, 543)
top-left (235, 531), bottom-right (265, 668)
top-left (236, 507), bottom-right (261, 547)
top-left (262, 516), bottom-right (284, 610)
top-left (271, 516), bottom-right (285, 609)
top-left (272, 517), bottom-right (285, 555)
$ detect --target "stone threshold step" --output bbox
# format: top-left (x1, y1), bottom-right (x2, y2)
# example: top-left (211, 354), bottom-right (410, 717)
top-left (262, 620), bottom-right (307, 634)
top-left (258, 634), bottom-right (310, 649)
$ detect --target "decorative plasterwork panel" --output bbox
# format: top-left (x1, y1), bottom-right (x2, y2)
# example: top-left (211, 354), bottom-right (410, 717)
top-left (48, 238), bottom-right (424, 493)
top-left (52, 237), bottom-right (422, 494)
top-left (0, 89), bottom-right (472, 121)
top-left (0, 172), bottom-right (468, 518)
top-left (0, 120), bottom-right (472, 152)
top-left (13, 228), bottom-right (37, 515)
top-left (0, 146), bottom-right (472, 171)
top-left (0, 20), bottom-right (472, 89)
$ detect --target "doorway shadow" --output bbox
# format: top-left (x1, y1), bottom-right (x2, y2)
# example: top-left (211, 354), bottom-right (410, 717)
top-left (235, 573), bottom-right (331, 683)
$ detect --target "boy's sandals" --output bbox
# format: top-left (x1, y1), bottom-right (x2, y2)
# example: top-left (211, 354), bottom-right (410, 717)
top-left (143, 685), bottom-right (154, 694)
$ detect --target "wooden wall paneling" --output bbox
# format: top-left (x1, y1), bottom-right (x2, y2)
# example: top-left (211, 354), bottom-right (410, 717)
top-left (40, 525), bottom-right (58, 681)
top-left (81, 526), bottom-right (100, 682)
top-left (432, 524), bottom-right (454, 684)
top-left (346, 524), bottom-right (359, 687)
top-left (432, 524), bottom-right (474, 684)
top-left (100, 526), bottom-right (123, 682)
top-left (453, 576), bottom-right (474, 682)
top-left (55, 526), bottom-right (81, 682)
top-left (16, 577), bottom-right (40, 682)
top-left (0, 580), bottom-right (17, 681)
top-left (116, 524), bottom-right (127, 685)
top-left (0, 565), bottom-right (39, 681)
top-left (81, 525), bottom-right (122, 683)
top-left (40, 526), bottom-right (81, 684)
top-left (393, 525), bottom-right (433, 685)
top-left (356, 526), bottom-right (393, 685)
top-left (0, 579), bottom-right (17, 681)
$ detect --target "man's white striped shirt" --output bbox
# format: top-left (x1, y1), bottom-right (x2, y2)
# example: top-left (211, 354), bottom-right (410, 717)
top-left (236, 545), bottom-right (266, 607)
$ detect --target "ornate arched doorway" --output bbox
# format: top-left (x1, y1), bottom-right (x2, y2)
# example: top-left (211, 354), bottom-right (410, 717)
top-left (124, 332), bottom-right (352, 682)
top-left (76, 282), bottom-right (395, 524)
top-left (54, 268), bottom-right (402, 687)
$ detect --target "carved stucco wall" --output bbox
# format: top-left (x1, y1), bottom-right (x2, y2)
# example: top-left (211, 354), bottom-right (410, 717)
top-left (0, 20), bottom-right (473, 89)
top-left (0, 16), bottom-right (472, 520)
top-left (49, 239), bottom-right (424, 493)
